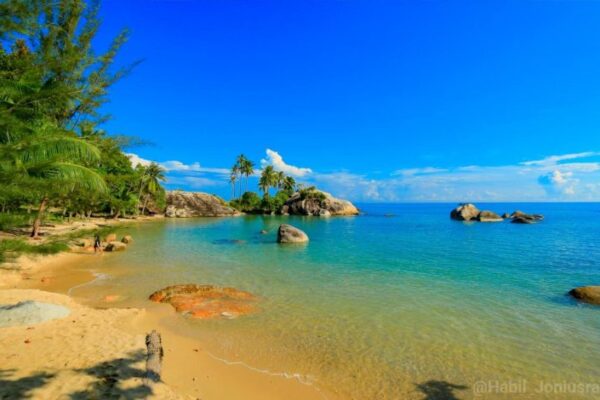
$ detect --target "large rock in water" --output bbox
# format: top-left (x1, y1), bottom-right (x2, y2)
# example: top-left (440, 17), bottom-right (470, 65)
top-left (450, 203), bottom-right (480, 221)
top-left (166, 191), bottom-right (239, 217)
top-left (281, 191), bottom-right (359, 216)
top-left (569, 286), bottom-right (600, 305)
top-left (477, 210), bottom-right (503, 222)
top-left (277, 224), bottom-right (309, 243)
top-left (510, 210), bottom-right (544, 223)
top-left (149, 284), bottom-right (257, 319)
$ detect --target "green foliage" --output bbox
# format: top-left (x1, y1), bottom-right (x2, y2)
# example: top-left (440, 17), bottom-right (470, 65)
top-left (230, 191), bottom-right (262, 212)
top-left (298, 186), bottom-right (326, 202)
top-left (260, 190), bottom-right (290, 213)
top-left (0, 239), bottom-right (69, 264)
top-left (0, 0), bottom-right (164, 232)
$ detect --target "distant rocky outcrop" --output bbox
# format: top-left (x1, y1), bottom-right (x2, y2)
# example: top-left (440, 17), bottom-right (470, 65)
top-left (569, 286), bottom-right (600, 305)
top-left (450, 204), bottom-right (481, 221)
top-left (281, 190), bottom-right (359, 216)
top-left (510, 210), bottom-right (544, 224)
top-left (277, 224), bottom-right (309, 244)
top-left (165, 191), bottom-right (239, 218)
top-left (477, 210), bottom-right (503, 222)
top-left (450, 204), bottom-right (544, 224)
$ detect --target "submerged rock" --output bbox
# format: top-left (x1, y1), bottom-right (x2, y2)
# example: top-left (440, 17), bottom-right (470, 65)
top-left (277, 224), bottom-right (309, 244)
top-left (166, 191), bottom-right (240, 217)
top-left (502, 213), bottom-right (510, 219)
top-left (121, 235), bottom-right (133, 244)
top-left (260, 229), bottom-right (268, 235)
top-left (450, 203), bottom-right (480, 221)
top-left (0, 301), bottom-right (70, 327)
top-left (477, 210), bottom-right (503, 222)
top-left (283, 190), bottom-right (359, 216)
top-left (149, 284), bottom-right (257, 319)
top-left (105, 233), bottom-right (117, 242)
top-left (569, 286), bottom-right (600, 305)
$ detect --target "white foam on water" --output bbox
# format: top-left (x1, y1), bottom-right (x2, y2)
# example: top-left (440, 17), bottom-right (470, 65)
top-left (205, 351), bottom-right (330, 400)
top-left (67, 272), bottom-right (110, 296)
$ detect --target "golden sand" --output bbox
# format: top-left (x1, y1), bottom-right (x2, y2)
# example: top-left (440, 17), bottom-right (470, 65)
top-left (0, 249), bottom-right (337, 399)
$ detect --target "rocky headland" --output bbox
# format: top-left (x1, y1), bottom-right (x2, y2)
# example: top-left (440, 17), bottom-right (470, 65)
top-left (450, 203), bottom-right (543, 224)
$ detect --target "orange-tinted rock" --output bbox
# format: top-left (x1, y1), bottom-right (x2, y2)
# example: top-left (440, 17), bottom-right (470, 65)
top-left (148, 284), bottom-right (257, 319)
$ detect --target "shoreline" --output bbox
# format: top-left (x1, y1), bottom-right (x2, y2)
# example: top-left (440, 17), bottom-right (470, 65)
top-left (0, 225), bottom-right (339, 400)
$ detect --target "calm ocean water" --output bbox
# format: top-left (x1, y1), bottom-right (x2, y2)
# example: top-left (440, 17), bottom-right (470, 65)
top-left (75, 203), bottom-right (600, 399)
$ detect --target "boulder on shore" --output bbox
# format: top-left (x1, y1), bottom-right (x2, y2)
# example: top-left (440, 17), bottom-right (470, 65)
top-left (477, 210), bottom-right (503, 222)
top-left (105, 233), bottom-right (117, 242)
top-left (450, 203), bottom-right (480, 221)
top-left (105, 241), bottom-right (127, 252)
top-left (282, 190), bottom-right (359, 216)
top-left (165, 191), bottom-right (239, 218)
top-left (277, 224), bottom-right (309, 244)
top-left (149, 284), bottom-right (257, 319)
top-left (568, 286), bottom-right (600, 305)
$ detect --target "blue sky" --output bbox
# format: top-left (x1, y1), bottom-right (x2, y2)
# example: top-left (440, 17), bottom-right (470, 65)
top-left (98, 1), bottom-right (600, 201)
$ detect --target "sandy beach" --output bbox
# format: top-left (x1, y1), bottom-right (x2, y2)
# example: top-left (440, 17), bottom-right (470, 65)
top-left (0, 239), bottom-right (336, 400)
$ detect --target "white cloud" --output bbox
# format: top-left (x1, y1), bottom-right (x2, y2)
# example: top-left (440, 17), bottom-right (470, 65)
top-left (521, 152), bottom-right (600, 166)
top-left (537, 170), bottom-right (577, 196)
top-left (392, 167), bottom-right (447, 176)
top-left (260, 149), bottom-right (312, 177)
top-left (126, 153), bottom-right (152, 168)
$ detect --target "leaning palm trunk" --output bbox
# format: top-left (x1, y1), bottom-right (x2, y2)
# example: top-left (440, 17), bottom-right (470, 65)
top-left (30, 197), bottom-right (48, 238)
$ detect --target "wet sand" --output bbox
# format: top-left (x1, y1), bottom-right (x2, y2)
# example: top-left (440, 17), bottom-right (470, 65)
top-left (0, 250), bottom-right (337, 400)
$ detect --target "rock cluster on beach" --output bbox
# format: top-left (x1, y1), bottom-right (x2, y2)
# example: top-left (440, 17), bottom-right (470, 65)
top-left (165, 191), bottom-right (240, 218)
top-left (277, 224), bottom-right (309, 244)
top-left (149, 284), bottom-right (257, 319)
top-left (569, 286), bottom-right (600, 305)
top-left (281, 191), bottom-right (359, 216)
top-left (450, 203), bottom-right (543, 224)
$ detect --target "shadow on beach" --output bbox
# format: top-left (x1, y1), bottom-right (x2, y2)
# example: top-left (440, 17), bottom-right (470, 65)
top-left (0, 369), bottom-right (55, 399)
top-left (0, 350), bottom-right (153, 400)
top-left (416, 380), bottom-right (468, 400)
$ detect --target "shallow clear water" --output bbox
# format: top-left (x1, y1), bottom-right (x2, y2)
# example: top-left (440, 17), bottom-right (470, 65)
top-left (75, 203), bottom-right (600, 399)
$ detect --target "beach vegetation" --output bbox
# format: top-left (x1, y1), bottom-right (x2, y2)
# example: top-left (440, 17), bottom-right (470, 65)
top-left (0, 0), bottom-right (166, 240)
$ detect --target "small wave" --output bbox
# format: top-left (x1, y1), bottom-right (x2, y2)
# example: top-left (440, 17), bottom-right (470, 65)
top-left (67, 272), bottom-right (109, 296)
top-left (205, 351), bottom-right (330, 399)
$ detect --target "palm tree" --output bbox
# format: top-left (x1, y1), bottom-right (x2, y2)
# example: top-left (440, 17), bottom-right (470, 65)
top-left (235, 154), bottom-right (246, 196)
top-left (230, 163), bottom-right (240, 198)
top-left (140, 162), bottom-right (166, 214)
top-left (275, 171), bottom-right (285, 190)
top-left (0, 126), bottom-right (107, 238)
top-left (259, 166), bottom-right (276, 197)
top-left (240, 158), bottom-right (255, 193)
top-left (229, 173), bottom-right (236, 199)
top-left (282, 176), bottom-right (296, 193)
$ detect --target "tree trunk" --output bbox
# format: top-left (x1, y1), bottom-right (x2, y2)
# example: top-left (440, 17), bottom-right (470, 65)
top-left (142, 195), bottom-right (149, 215)
top-left (144, 330), bottom-right (163, 384)
top-left (113, 209), bottom-right (120, 219)
top-left (30, 197), bottom-right (48, 239)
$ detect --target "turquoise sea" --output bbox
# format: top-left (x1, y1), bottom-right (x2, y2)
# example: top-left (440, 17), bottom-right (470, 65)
top-left (73, 203), bottom-right (600, 399)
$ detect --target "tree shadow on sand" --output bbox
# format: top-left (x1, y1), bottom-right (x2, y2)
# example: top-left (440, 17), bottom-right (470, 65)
top-left (0, 369), bottom-right (55, 399)
top-left (69, 350), bottom-right (153, 400)
top-left (416, 380), bottom-right (468, 400)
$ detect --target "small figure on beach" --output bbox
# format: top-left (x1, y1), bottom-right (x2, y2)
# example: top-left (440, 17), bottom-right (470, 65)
top-left (93, 234), bottom-right (102, 253)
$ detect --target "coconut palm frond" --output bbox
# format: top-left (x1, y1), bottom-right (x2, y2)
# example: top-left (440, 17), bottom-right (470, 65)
top-left (20, 136), bottom-right (101, 165)
top-left (32, 162), bottom-right (107, 193)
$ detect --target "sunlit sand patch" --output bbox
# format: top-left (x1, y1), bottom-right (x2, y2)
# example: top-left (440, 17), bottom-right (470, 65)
top-left (149, 284), bottom-right (258, 319)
